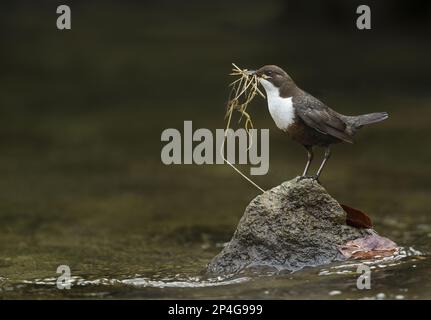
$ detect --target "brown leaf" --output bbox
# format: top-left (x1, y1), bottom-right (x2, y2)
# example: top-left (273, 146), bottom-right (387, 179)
top-left (341, 204), bottom-right (373, 229)
top-left (339, 234), bottom-right (398, 259)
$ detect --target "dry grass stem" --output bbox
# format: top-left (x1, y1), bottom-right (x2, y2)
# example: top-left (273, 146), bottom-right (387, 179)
top-left (225, 63), bottom-right (265, 134)
top-left (220, 63), bottom-right (266, 193)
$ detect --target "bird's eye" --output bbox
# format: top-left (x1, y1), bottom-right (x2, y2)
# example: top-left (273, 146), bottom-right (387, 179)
top-left (266, 71), bottom-right (272, 76)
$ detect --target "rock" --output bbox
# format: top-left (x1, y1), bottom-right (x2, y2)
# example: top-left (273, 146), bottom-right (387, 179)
top-left (339, 234), bottom-right (398, 259)
top-left (207, 177), bottom-right (374, 274)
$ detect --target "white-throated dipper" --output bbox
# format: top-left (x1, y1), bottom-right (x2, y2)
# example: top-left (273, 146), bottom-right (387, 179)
top-left (253, 65), bottom-right (388, 180)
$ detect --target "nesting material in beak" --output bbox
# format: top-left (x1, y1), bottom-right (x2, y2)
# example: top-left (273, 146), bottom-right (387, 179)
top-left (225, 63), bottom-right (265, 132)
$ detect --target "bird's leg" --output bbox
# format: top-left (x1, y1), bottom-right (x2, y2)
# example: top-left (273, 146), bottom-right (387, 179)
top-left (302, 145), bottom-right (313, 176)
top-left (315, 147), bottom-right (331, 180)
top-left (297, 145), bottom-right (314, 180)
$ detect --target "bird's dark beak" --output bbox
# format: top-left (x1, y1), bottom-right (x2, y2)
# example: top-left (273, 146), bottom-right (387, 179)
top-left (247, 70), bottom-right (262, 77)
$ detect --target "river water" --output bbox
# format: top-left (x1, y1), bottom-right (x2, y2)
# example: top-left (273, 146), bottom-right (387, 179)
top-left (1, 2), bottom-right (430, 299)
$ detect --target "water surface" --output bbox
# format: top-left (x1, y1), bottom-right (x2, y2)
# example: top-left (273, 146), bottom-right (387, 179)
top-left (0, 1), bottom-right (430, 299)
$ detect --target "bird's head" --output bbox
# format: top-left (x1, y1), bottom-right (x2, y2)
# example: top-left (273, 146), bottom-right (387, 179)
top-left (251, 65), bottom-right (295, 94)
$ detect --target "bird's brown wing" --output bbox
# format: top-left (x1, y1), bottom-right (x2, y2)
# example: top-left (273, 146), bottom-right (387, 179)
top-left (293, 93), bottom-right (354, 143)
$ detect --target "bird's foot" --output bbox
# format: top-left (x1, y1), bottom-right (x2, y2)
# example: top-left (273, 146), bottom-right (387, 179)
top-left (297, 175), bottom-right (320, 183)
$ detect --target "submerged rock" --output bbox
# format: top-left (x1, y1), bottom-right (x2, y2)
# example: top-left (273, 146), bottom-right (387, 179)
top-left (339, 234), bottom-right (398, 259)
top-left (207, 177), bottom-right (375, 274)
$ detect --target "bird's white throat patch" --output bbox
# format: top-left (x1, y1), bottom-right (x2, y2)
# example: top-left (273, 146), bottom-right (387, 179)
top-left (259, 78), bottom-right (295, 131)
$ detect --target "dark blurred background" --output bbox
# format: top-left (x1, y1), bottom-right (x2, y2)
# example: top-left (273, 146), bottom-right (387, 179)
top-left (0, 0), bottom-right (430, 298)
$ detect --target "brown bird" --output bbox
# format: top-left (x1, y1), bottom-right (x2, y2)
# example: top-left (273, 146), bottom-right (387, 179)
top-left (253, 65), bottom-right (388, 180)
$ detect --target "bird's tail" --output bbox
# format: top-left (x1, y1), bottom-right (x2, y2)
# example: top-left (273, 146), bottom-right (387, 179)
top-left (352, 112), bottom-right (389, 128)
